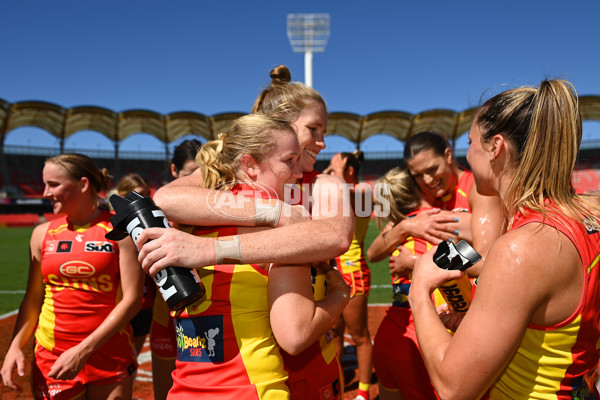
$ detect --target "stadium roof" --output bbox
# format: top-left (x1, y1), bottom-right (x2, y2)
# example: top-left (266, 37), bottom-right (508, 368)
top-left (2, 96), bottom-right (600, 149)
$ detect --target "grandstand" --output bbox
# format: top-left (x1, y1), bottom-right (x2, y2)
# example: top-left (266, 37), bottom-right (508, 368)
top-left (1, 96), bottom-right (600, 226)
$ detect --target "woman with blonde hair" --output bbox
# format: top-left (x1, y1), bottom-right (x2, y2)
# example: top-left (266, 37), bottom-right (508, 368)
top-left (370, 166), bottom-right (470, 400)
top-left (1, 153), bottom-right (143, 399)
top-left (137, 66), bottom-right (352, 398)
top-left (144, 114), bottom-right (349, 399)
top-left (409, 79), bottom-right (600, 399)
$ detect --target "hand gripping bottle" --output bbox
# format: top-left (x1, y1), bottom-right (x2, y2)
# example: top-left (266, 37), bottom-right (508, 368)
top-left (105, 191), bottom-right (206, 311)
top-left (432, 240), bottom-right (481, 313)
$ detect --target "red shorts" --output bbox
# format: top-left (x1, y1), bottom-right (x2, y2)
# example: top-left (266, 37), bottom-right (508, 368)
top-left (372, 307), bottom-right (438, 400)
top-left (151, 295), bottom-right (177, 359)
top-left (287, 356), bottom-right (343, 400)
top-left (32, 339), bottom-right (136, 399)
top-left (337, 260), bottom-right (370, 298)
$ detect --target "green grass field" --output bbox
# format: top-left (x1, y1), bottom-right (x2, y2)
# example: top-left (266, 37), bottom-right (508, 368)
top-left (0, 222), bottom-right (392, 316)
top-left (0, 227), bottom-right (33, 315)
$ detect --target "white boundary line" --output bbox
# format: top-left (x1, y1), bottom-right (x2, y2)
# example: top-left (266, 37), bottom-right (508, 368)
top-left (0, 309), bottom-right (19, 319)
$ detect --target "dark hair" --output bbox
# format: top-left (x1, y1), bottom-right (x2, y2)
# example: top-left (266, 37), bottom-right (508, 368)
top-left (340, 150), bottom-right (364, 175)
top-left (171, 139), bottom-right (202, 173)
top-left (403, 131), bottom-right (450, 161)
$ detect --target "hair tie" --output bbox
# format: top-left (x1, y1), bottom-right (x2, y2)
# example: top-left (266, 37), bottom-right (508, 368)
top-left (216, 133), bottom-right (227, 153)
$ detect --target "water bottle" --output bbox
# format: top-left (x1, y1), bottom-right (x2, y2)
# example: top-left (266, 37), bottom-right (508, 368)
top-left (105, 191), bottom-right (206, 311)
top-left (433, 240), bottom-right (481, 312)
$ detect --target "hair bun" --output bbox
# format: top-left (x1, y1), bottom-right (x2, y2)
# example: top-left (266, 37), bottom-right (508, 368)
top-left (353, 150), bottom-right (365, 162)
top-left (270, 65), bottom-right (292, 85)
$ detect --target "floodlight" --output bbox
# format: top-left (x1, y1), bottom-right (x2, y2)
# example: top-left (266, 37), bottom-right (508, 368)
top-left (287, 13), bottom-right (330, 87)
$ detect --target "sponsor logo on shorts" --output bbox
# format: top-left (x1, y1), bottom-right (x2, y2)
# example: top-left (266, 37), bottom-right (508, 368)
top-left (85, 241), bottom-right (115, 253)
top-left (176, 316), bottom-right (224, 362)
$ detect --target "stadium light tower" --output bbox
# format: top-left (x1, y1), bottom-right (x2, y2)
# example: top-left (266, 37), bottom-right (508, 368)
top-left (287, 13), bottom-right (330, 88)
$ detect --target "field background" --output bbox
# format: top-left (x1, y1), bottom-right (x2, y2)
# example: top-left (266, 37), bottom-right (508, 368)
top-left (0, 222), bottom-right (392, 399)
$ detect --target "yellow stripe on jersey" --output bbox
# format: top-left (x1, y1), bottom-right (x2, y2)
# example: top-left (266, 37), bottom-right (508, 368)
top-left (183, 266), bottom-right (216, 317)
top-left (180, 231), bottom-right (220, 317)
top-left (47, 223), bottom-right (68, 236)
top-left (337, 216), bottom-right (369, 274)
top-left (96, 222), bottom-right (112, 233)
top-left (588, 253), bottom-right (600, 274)
top-left (312, 267), bottom-right (337, 365)
top-left (490, 315), bottom-right (581, 399)
top-left (230, 264), bottom-right (289, 399)
top-left (457, 188), bottom-right (467, 198)
top-left (36, 285), bottom-right (57, 352)
top-left (403, 237), bottom-right (416, 254)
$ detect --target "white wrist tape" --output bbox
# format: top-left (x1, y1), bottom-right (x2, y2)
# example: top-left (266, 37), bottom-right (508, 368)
top-left (254, 198), bottom-right (282, 227)
top-left (215, 235), bottom-right (243, 264)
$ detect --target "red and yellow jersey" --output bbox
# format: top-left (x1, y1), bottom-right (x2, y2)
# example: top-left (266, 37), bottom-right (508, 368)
top-left (280, 264), bottom-right (338, 384)
top-left (490, 208), bottom-right (600, 399)
top-left (336, 215), bottom-right (369, 275)
top-left (434, 169), bottom-right (473, 211)
top-left (390, 208), bottom-right (435, 309)
top-left (36, 211), bottom-right (125, 354)
top-left (169, 185), bottom-right (289, 400)
top-left (282, 171), bottom-right (342, 397)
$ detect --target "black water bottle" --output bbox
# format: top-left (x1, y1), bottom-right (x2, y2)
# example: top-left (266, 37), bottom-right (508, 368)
top-left (433, 240), bottom-right (481, 312)
top-left (105, 191), bottom-right (206, 311)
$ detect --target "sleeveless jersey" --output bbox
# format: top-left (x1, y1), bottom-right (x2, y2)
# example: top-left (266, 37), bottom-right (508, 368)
top-left (391, 208), bottom-right (435, 310)
top-left (168, 185), bottom-right (289, 400)
top-left (373, 207), bottom-right (439, 398)
top-left (336, 215), bottom-right (370, 275)
top-left (36, 211), bottom-right (129, 353)
top-left (280, 265), bottom-right (338, 379)
top-left (434, 169), bottom-right (473, 211)
top-left (281, 170), bottom-right (341, 397)
top-left (489, 208), bottom-right (600, 399)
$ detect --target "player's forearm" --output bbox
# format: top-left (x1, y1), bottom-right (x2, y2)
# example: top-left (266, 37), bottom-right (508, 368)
top-left (9, 298), bottom-right (42, 350)
top-left (239, 218), bottom-right (352, 264)
top-left (154, 183), bottom-right (260, 226)
top-left (367, 222), bottom-right (408, 262)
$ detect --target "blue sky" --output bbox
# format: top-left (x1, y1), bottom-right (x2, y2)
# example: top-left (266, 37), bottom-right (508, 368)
top-left (2, 0), bottom-right (600, 154)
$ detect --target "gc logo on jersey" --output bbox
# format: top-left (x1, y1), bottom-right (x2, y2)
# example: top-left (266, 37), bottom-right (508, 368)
top-left (59, 261), bottom-right (96, 278)
top-left (85, 241), bottom-right (114, 253)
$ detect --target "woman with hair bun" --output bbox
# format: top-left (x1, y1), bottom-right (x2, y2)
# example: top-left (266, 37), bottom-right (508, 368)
top-left (151, 114), bottom-right (349, 399)
top-left (252, 65), bottom-right (350, 400)
top-left (139, 65), bottom-right (352, 399)
top-left (409, 80), bottom-right (600, 399)
top-left (1, 153), bottom-right (144, 399)
top-left (252, 64), bottom-right (328, 177)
